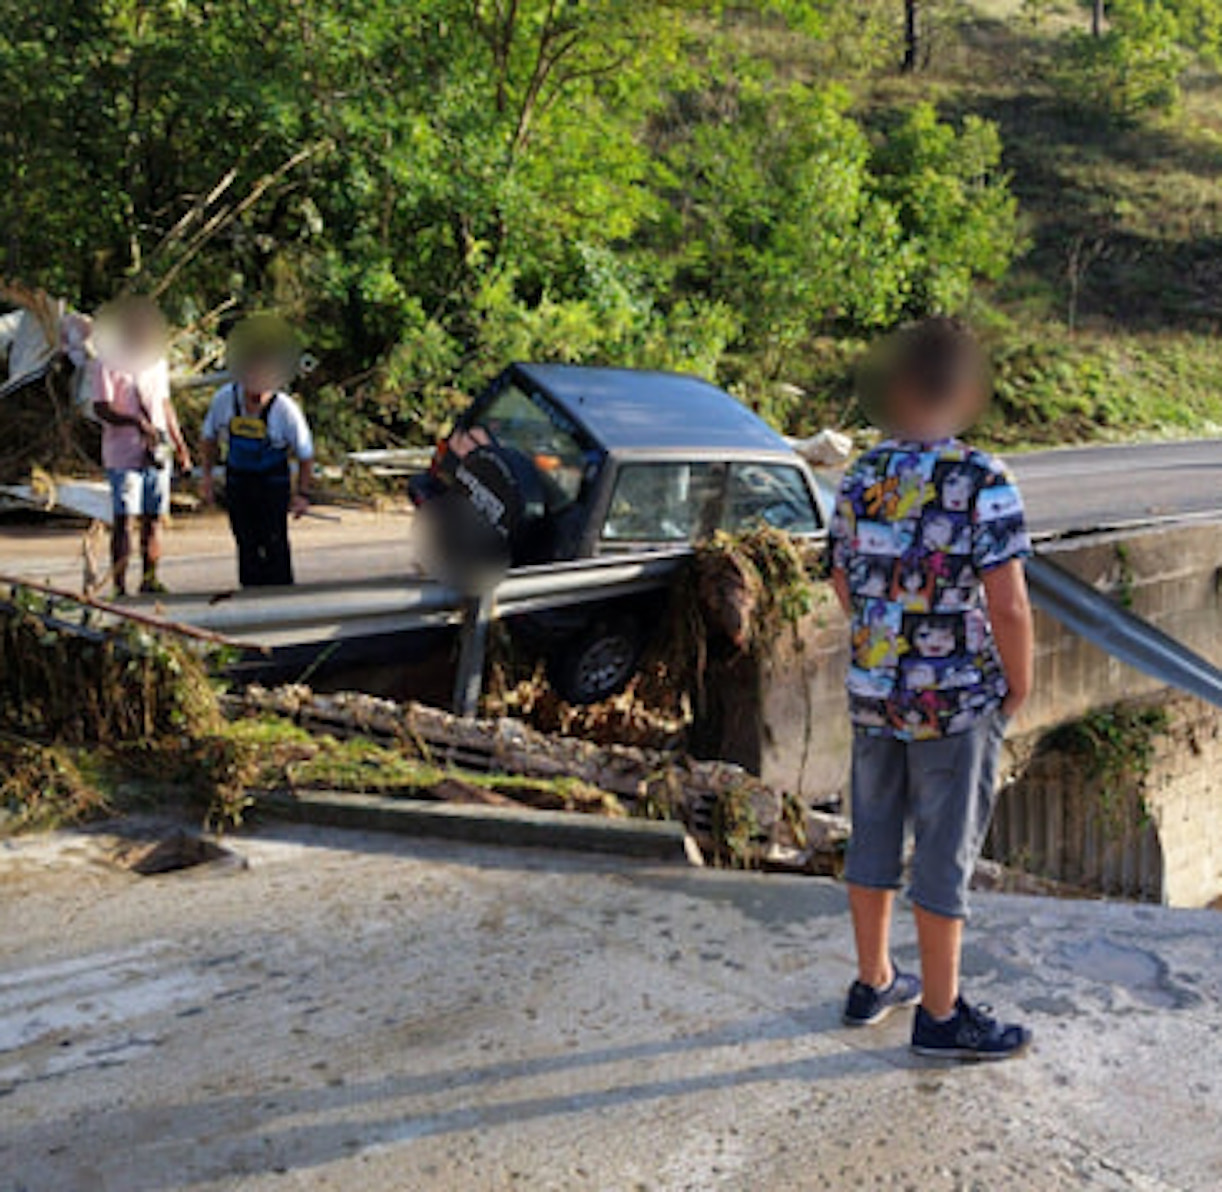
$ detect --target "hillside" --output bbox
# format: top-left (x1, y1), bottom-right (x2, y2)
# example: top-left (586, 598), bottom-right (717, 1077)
top-left (722, 0), bottom-right (1222, 447)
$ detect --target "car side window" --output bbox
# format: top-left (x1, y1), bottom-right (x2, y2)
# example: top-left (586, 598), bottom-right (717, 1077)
top-left (601, 462), bottom-right (726, 543)
top-left (724, 463), bottom-right (821, 535)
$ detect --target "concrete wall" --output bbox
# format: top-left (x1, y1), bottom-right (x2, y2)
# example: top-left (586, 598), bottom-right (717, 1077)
top-left (1021, 521), bottom-right (1222, 730)
top-left (1149, 701), bottom-right (1222, 908)
top-left (745, 519), bottom-right (1222, 802)
top-left (708, 519), bottom-right (1222, 906)
top-left (989, 697), bottom-right (1222, 908)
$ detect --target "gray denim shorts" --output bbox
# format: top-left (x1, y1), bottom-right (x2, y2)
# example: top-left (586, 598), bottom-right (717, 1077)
top-left (844, 711), bottom-right (1008, 920)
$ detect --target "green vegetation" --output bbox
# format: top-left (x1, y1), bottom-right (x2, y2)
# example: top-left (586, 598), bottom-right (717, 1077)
top-left (4, 2), bottom-right (1222, 451)
top-left (1047, 699), bottom-right (1171, 831)
top-left (0, 740), bottom-right (108, 833)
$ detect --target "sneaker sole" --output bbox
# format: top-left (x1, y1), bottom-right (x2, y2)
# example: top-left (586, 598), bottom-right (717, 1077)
top-left (910, 1039), bottom-right (1031, 1062)
top-left (842, 995), bottom-right (922, 1028)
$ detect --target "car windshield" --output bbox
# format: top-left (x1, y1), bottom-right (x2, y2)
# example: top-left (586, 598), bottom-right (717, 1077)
top-left (473, 382), bottom-right (591, 508)
top-left (602, 460), bottom-right (820, 544)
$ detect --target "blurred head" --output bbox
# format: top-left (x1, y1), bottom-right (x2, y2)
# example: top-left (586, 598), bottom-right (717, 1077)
top-left (94, 295), bottom-right (168, 372)
top-left (863, 317), bottom-right (989, 442)
top-left (226, 313), bottom-right (300, 394)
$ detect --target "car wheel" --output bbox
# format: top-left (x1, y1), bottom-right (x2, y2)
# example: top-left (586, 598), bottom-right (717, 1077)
top-left (548, 617), bottom-right (644, 705)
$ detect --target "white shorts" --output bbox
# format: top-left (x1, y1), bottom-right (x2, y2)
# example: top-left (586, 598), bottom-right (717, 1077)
top-left (107, 466), bottom-right (171, 518)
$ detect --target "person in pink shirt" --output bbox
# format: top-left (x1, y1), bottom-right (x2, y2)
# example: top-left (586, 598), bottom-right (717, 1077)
top-left (92, 298), bottom-right (191, 595)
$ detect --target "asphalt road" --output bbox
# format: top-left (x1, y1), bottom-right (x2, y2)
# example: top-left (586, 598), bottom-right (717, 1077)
top-left (1005, 438), bottom-right (1222, 536)
top-left (2, 439), bottom-right (1220, 593)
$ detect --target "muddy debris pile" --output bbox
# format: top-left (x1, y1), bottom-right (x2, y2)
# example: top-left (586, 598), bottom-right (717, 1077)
top-left (0, 587), bottom-right (255, 831)
top-left (483, 525), bottom-right (822, 752)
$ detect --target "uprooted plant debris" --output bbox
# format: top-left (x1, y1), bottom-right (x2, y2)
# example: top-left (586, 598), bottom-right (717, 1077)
top-left (0, 362), bottom-right (101, 485)
top-left (0, 528), bottom-right (844, 868)
top-left (484, 525), bottom-right (818, 750)
top-left (0, 586), bottom-right (252, 831)
top-left (233, 684), bottom-right (850, 872)
top-left (0, 739), bottom-right (109, 833)
top-left (1, 587), bottom-right (220, 744)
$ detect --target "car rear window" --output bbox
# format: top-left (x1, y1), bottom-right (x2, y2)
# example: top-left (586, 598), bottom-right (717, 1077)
top-left (724, 462), bottom-right (821, 535)
top-left (475, 383), bottom-right (591, 508)
top-left (602, 462), bottom-right (726, 543)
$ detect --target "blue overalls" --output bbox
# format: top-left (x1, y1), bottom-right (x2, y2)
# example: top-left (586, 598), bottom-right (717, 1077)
top-left (225, 386), bottom-right (294, 586)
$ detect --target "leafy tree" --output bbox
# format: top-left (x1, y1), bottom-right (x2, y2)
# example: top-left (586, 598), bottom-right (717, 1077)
top-left (872, 103), bottom-right (1022, 314)
top-left (656, 82), bottom-right (1019, 376)
top-left (0, 0), bottom-right (1025, 450)
top-left (1055, 0), bottom-right (1186, 121)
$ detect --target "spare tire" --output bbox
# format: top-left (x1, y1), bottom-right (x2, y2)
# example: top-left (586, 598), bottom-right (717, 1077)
top-left (417, 443), bottom-right (550, 590)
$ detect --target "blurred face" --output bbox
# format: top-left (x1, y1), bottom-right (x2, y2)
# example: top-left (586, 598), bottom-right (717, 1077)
top-left (96, 299), bottom-right (167, 372)
top-left (885, 377), bottom-right (984, 443)
top-left (240, 352), bottom-right (291, 395)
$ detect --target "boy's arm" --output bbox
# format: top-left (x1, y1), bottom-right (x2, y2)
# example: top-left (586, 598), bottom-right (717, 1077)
top-left (982, 559), bottom-right (1033, 717)
top-left (199, 393), bottom-right (221, 504)
top-left (831, 567), bottom-right (852, 617)
top-left (93, 366), bottom-right (154, 439)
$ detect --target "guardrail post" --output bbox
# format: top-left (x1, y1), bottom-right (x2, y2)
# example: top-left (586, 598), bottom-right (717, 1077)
top-left (452, 589), bottom-right (496, 717)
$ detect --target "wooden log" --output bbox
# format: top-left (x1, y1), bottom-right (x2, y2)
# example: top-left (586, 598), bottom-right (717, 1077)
top-left (428, 777), bottom-right (521, 808)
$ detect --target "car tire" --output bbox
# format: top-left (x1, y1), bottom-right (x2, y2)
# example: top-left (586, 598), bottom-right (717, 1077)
top-left (548, 616), bottom-right (645, 705)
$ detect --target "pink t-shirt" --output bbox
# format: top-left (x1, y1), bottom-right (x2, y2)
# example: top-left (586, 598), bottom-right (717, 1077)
top-left (94, 359), bottom-right (171, 471)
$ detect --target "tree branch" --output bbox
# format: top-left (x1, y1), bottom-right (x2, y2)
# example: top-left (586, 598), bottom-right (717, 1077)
top-left (149, 140), bottom-right (330, 299)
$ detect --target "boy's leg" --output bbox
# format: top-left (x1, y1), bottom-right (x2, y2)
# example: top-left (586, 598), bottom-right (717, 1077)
top-left (139, 515), bottom-right (163, 589)
top-left (107, 470), bottom-right (138, 596)
top-left (138, 469), bottom-right (169, 592)
top-left (848, 885), bottom-right (896, 989)
top-left (906, 715), bottom-right (1004, 1005)
top-left (913, 905), bottom-right (962, 1019)
top-left (907, 711), bottom-right (1029, 1058)
top-left (263, 474), bottom-right (294, 586)
top-left (225, 472), bottom-right (258, 587)
top-left (111, 516), bottom-right (132, 595)
top-left (843, 732), bottom-right (908, 990)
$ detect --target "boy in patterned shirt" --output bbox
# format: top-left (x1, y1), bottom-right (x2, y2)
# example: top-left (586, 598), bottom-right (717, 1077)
top-left (830, 317), bottom-right (1034, 1061)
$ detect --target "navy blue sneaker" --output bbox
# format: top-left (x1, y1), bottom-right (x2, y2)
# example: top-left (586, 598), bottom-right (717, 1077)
top-left (911, 996), bottom-right (1032, 1062)
top-left (842, 966), bottom-right (922, 1027)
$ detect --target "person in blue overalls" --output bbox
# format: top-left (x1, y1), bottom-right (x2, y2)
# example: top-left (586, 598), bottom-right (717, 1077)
top-left (199, 315), bottom-right (315, 587)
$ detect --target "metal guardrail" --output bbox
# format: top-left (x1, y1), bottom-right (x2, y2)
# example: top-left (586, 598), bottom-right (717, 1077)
top-left (1025, 555), bottom-right (1222, 710)
top-left (132, 549), bottom-right (691, 646)
top-left (128, 550), bottom-right (693, 712)
top-left (124, 540), bottom-right (1222, 715)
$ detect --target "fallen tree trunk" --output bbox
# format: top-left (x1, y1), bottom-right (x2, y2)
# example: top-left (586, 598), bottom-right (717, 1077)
top-left (230, 684), bottom-right (850, 872)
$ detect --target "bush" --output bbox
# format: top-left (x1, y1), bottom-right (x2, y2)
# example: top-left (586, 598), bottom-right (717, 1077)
top-left (1053, 4), bottom-right (1186, 123)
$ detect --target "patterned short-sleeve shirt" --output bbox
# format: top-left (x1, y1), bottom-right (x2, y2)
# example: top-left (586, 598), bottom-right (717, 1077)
top-left (830, 438), bottom-right (1031, 740)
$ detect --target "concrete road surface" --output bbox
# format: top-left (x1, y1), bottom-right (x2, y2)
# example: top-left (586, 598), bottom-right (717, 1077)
top-left (2, 824), bottom-right (1221, 1191)
top-left (2, 439), bottom-right (1220, 594)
